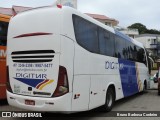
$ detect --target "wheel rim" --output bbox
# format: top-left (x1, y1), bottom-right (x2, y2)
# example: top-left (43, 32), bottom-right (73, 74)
top-left (107, 92), bottom-right (113, 107)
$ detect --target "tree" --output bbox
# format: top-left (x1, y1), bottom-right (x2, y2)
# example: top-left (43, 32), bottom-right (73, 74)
top-left (146, 29), bottom-right (160, 34)
top-left (128, 23), bottom-right (147, 34)
top-left (128, 23), bottom-right (160, 35)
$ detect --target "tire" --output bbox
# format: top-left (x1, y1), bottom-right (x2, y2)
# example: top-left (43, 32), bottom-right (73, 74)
top-left (143, 81), bottom-right (147, 93)
top-left (102, 87), bottom-right (115, 112)
top-left (158, 90), bottom-right (160, 95)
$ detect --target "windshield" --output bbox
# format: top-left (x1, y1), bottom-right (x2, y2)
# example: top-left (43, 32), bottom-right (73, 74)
top-left (0, 21), bottom-right (8, 46)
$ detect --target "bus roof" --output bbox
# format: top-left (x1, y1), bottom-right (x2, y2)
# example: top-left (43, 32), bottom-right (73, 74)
top-left (0, 13), bottom-right (11, 22)
top-left (11, 6), bottom-right (144, 49)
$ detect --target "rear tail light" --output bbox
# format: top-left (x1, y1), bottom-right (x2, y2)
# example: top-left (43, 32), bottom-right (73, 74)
top-left (57, 4), bottom-right (62, 8)
top-left (52, 66), bottom-right (69, 97)
top-left (6, 66), bottom-right (13, 93)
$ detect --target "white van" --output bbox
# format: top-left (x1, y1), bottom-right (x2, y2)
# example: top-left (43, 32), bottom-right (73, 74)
top-left (7, 5), bottom-right (149, 113)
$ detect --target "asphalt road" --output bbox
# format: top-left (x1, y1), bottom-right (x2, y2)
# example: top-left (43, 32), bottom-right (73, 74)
top-left (1, 88), bottom-right (160, 119)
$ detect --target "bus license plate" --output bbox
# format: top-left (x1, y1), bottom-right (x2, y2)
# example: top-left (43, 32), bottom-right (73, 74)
top-left (25, 100), bottom-right (35, 106)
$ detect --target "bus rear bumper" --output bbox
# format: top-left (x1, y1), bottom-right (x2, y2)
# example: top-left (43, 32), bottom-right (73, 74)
top-left (7, 91), bottom-right (72, 112)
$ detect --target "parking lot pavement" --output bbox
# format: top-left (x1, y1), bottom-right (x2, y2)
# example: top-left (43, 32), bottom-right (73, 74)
top-left (112, 90), bottom-right (160, 111)
top-left (1, 89), bottom-right (160, 119)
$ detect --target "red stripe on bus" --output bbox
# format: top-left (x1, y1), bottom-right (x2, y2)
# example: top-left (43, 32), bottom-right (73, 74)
top-left (14, 32), bottom-right (52, 38)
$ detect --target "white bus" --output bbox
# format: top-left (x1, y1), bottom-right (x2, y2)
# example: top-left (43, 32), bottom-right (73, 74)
top-left (7, 5), bottom-right (150, 112)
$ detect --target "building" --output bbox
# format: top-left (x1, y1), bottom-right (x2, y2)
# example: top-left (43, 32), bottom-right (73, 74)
top-left (0, 6), bottom-right (31, 16)
top-left (0, 0), bottom-right (77, 16)
top-left (57, 0), bottom-right (77, 9)
top-left (0, 7), bottom-right (13, 16)
top-left (135, 34), bottom-right (160, 56)
top-left (135, 34), bottom-right (160, 69)
top-left (1, 2), bottom-right (118, 28)
top-left (115, 26), bottom-right (139, 38)
top-left (86, 13), bottom-right (119, 27)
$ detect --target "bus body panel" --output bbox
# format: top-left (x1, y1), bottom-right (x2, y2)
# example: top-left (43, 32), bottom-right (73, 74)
top-left (7, 35), bottom-right (61, 98)
top-left (0, 46), bottom-right (7, 83)
top-left (59, 36), bottom-right (74, 95)
top-left (71, 44), bottom-right (90, 111)
top-left (0, 14), bottom-right (11, 22)
top-left (0, 46), bottom-right (7, 99)
top-left (0, 14), bottom-right (10, 99)
top-left (72, 45), bottom-right (124, 110)
top-left (0, 86), bottom-right (6, 99)
top-left (8, 7), bottom-right (61, 40)
top-left (89, 54), bottom-right (123, 109)
top-left (7, 7), bottom-right (62, 98)
top-left (135, 62), bottom-right (149, 91)
top-left (89, 75), bottom-right (105, 109)
top-left (72, 75), bottom-right (90, 111)
top-left (7, 6), bottom-right (149, 112)
top-left (7, 91), bottom-right (72, 111)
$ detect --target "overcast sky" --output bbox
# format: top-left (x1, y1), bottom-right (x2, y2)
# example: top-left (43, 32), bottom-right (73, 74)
top-left (0, 0), bottom-right (159, 30)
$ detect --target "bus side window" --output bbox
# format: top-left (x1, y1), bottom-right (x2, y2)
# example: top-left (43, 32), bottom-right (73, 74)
top-left (73, 15), bottom-right (99, 53)
top-left (98, 28), bottom-right (106, 55)
top-left (115, 36), bottom-right (126, 59)
top-left (98, 28), bottom-right (115, 57)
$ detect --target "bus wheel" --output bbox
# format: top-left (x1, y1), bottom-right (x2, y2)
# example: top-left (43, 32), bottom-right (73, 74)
top-left (102, 87), bottom-right (115, 112)
top-left (158, 90), bottom-right (160, 95)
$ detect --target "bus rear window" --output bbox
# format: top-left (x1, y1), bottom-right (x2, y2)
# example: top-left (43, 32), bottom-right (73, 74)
top-left (0, 21), bottom-right (8, 46)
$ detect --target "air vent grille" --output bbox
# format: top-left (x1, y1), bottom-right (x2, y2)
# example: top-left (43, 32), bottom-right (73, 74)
top-left (11, 50), bottom-right (55, 63)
